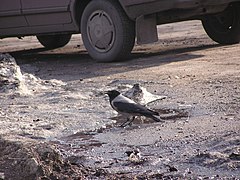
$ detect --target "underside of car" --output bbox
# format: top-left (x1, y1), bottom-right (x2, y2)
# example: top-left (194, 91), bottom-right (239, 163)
top-left (0, 0), bottom-right (240, 62)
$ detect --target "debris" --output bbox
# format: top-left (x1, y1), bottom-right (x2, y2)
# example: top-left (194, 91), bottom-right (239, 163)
top-left (0, 172), bottom-right (5, 180)
top-left (125, 149), bottom-right (142, 164)
top-left (0, 138), bottom-right (86, 179)
top-left (229, 151), bottom-right (240, 160)
top-left (33, 119), bottom-right (41, 122)
top-left (0, 53), bottom-right (66, 95)
top-left (0, 53), bottom-right (24, 93)
top-left (124, 83), bottom-right (167, 105)
top-left (165, 164), bottom-right (178, 172)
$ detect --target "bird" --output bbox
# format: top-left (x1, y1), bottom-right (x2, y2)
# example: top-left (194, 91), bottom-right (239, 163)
top-left (105, 90), bottom-right (163, 127)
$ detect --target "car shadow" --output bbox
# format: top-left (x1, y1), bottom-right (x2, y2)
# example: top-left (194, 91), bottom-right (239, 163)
top-left (9, 42), bottom-right (222, 81)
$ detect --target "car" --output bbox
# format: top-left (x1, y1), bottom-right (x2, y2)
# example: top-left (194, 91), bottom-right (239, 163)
top-left (1, 0), bottom-right (240, 62)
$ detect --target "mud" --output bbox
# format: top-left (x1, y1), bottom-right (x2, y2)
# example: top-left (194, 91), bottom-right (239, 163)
top-left (0, 20), bottom-right (240, 179)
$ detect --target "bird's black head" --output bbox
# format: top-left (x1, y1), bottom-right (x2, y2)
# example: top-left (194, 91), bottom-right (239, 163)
top-left (105, 90), bottom-right (120, 101)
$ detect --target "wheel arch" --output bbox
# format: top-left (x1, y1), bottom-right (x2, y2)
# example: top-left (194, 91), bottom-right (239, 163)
top-left (72, 0), bottom-right (128, 32)
top-left (72, 0), bottom-right (91, 32)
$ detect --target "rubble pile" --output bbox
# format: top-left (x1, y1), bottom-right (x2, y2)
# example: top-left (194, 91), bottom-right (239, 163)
top-left (0, 53), bottom-right (65, 95)
top-left (0, 53), bottom-right (24, 93)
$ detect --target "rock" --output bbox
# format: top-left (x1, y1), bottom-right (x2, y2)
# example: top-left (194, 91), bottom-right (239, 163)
top-left (0, 172), bottom-right (5, 180)
top-left (165, 164), bottom-right (178, 172)
top-left (125, 149), bottom-right (142, 164)
top-left (23, 158), bottom-right (39, 176)
top-left (229, 152), bottom-right (240, 160)
top-left (0, 53), bottom-right (23, 93)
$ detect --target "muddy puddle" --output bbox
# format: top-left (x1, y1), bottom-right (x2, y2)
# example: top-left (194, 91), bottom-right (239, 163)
top-left (53, 105), bottom-right (239, 179)
top-left (55, 124), bottom-right (240, 179)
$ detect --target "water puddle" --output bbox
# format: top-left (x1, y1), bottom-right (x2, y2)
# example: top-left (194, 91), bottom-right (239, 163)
top-left (50, 106), bottom-right (194, 176)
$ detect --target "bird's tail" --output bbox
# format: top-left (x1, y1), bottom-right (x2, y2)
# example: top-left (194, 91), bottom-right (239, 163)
top-left (150, 114), bottom-right (164, 122)
top-left (146, 109), bottom-right (164, 122)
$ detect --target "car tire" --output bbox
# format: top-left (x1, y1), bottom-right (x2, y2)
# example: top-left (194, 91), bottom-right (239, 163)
top-left (81, 0), bottom-right (135, 62)
top-left (37, 34), bottom-right (72, 49)
top-left (202, 3), bottom-right (240, 45)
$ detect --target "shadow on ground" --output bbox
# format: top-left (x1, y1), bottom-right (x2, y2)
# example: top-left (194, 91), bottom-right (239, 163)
top-left (8, 43), bottom-right (222, 82)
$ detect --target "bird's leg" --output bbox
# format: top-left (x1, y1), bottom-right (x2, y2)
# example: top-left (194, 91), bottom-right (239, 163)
top-left (120, 117), bottom-right (131, 127)
top-left (120, 116), bottom-right (135, 127)
top-left (127, 116), bottom-right (136, 126)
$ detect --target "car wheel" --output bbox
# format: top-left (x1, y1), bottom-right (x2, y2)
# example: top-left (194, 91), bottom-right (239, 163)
top-left (37, 34), bottom-right (72, 49)
top-left (202, 3), bottom-right (240, 45)
top-left (81, 0), bottom-right (135, 62)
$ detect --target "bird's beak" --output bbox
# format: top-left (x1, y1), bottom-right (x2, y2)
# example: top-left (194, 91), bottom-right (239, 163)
top-left (104, 91), bottom-right (109, 95)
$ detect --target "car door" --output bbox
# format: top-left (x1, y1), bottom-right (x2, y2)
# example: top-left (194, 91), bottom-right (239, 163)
top-left (21, 0), bottom-right (72, 26)
top-left (0, 0), bottom-right (28, 29)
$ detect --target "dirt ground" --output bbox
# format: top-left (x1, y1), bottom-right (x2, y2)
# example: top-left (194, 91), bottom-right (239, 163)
top-left (0, 20), bottom-right (240, 179)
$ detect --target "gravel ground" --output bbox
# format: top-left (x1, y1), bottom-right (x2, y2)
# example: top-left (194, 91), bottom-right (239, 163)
top-left (0, 20), bottom-right (239, 179)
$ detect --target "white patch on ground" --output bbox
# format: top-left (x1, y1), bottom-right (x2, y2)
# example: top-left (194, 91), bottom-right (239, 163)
top-left (0, 53), bottom-right (66, 95)
top-left (124, 83), bottom-right (167, 105)
top-left (0, 53), bottom-right (23, 93)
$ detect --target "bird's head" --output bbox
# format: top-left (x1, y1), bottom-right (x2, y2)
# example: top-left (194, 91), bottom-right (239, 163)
top-left (105, 90), bottom-right (120, 100)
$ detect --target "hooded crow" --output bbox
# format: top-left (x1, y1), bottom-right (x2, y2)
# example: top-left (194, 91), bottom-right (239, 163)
top-left (105, 90), bottom-right (163, 127)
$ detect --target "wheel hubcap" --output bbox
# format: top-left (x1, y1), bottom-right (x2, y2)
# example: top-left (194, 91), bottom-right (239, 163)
top-left (87, 10), bottom-right (115, 52)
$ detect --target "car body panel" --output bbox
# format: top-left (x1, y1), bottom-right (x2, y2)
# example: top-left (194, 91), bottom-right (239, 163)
top-left (119, 0), bottom-right (240, 19)
top-left (0, 0), bottom-right (78, 37)
top-left (0, 0), bottom-right (28, 29)
top-left (21, 0), bottom-right (72, 26)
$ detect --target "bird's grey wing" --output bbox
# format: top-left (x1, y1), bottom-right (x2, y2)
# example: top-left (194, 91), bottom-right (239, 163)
top-left (112, 102), bottom-right (158, 116)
